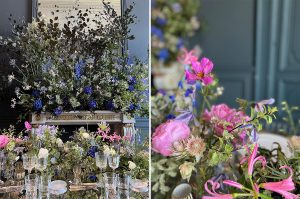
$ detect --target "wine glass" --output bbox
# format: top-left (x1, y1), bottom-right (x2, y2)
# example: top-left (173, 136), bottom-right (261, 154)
top-left (108, 154), bottom-right (120, 172)
top-left (95, 152), bottom-right (108, 188)
top-left (36, 156), bottom-right (48, 173)
top-left (22, 154), bottom-right (37, 174)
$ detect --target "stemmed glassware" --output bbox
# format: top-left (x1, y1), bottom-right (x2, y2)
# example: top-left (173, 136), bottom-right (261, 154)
top-left (36, 156), bottom-right (48, 173)
top-left (22, 154), bottom-right (37, 174)
top-left (108, 154), bottom-right (120, 172)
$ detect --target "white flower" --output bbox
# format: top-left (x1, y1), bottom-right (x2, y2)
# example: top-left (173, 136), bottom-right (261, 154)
top-left (56, 138), bottom-right (63, 148)
top-left (9, 59), bottom-right (16, 66)
top-left (128, 161), bottom-right (136, 170)
top-left (8, 74), bottom-right (15, 82)
top-left (11, 98), bottom-right (16, 108)
top-left (82, 132), bottom-right (90, 139)
top-left (38, 148), bottom-right (49, 159)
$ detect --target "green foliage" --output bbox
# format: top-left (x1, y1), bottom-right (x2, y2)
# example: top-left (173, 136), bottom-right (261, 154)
top-left (0, 1), bottom-right (148, 117)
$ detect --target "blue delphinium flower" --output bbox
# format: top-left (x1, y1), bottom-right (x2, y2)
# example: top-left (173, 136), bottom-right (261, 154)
top-left (32, 90), bottom-right (40, 97)
top-left (128, 85), bottom-right (135, 92)
top-left (185, 88), bottom-right (194, 97)
top-left (166, 114), bottom-right (176, 120)
top-left (105, 101), bottom-right (114, 111)
top-left (126, 57), bottom-right (133, 65)
top-left (156, 17), bottom-right (167, 26)
top-left (169, 95), bottom-right (175, 103)
top-left (54, 107), bottom-right (63, 116)
top-left (89, 100), bottom-right (97, 109)
top-left (151, 26), bottom-right (164, 40)
top-left (75, 60), bottom-right (85, 79)
top-left (89, 175), bottom-right (97, 181)
top-left (129, 103), bottom-right (135, 111)
top-left (84, 86), bottom-right (93, 95)
top-left (34, 99), bottom-right (43, 110)
top-left (87, 146), bottom-right (98, 158)
top-left (177, 38), bottom-right (184, 49)
top-left (129, 76), bottom-right (137, 85)
top-left (158, 48), bottom-right (169, 61)
top-left (178, 80), bottom-right (183, 89)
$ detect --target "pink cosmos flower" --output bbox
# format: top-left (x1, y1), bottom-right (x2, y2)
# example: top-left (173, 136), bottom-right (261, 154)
top-left (261, 166), bottom-right (298, 199)
top-left (202, 180), bottom-right (234, 199)
top-left (178, 48), bottom-right (198, 65)
top-left (152, 120), bottom-right (190, 156)
top-left (185, 57), bottom-right (214, 85)
top-left (15, 138), bottom-right (23, 144)
top-left (240, 143), bottom-right (266, 176)
top-left (25, 121), bottom-right (32, 131)
top-left (0, 135), bottom-right (10, 148)
top-left (203, 104), bottom-right (250, 136)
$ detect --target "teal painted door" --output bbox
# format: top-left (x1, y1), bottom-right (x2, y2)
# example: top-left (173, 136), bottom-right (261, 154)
top-left (193, 0), bottom-right (300, 118)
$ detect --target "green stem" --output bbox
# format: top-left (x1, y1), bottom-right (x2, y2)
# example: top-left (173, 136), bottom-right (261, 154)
top-left (258, 193), bottom-right (273, 199)
top-left (233, 193), bottom-right (253, 198)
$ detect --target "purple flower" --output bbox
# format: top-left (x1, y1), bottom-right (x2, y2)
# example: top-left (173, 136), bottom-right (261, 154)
top-left (89, 175), bottom-right (97, 181)
top-left (75, 60), bottom-right (85, 79)
top-left (54, 107), bottom-right (63, 116)
top-left (87, 146), bottom-right (98, 158)
top-left (177, 38), bottom-right (184, 49)
top-left (158, 48), bottom-right (169, 61)
top-left (129, 104), bottom-right (135, 111)
top-left (88, 100), bottom-right (97, 109)
top-left (128, 85), bottom-right (135, 92)
top-left (129, 76), bottom-right (137, 85)
top-left (32, 90), bottom-right (40, 97)
top-left (158, 89), bottom-right (166, 96)
top-left (166, 114), bottom-right (176, 120)
top-left (151, 26), bottom-right (164, 40)
top-left (84, 86), bottom-right (93, 95)
top-left (185, 88), bottom-right (194, 97)
top-left (34, 99), bottom-right (43, 110)
top-left (105, 101), bottom-right (114, 111)
top-left (169, 95), bottom-right (175, 103)
top-left (156, 17), bottom-right (167, 26)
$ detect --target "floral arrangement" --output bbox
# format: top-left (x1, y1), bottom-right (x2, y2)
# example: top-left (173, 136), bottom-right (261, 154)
top-left (151, 49), bottom-right (299, 198)
top-left (151, 0), bottom-right (200, 65)
top-left (0, 122), bottom-right (149, 184)
top-left (0, 1), bottom-right (148, 117)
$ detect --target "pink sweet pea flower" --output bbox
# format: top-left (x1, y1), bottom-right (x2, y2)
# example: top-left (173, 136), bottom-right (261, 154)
top-left (202, 180), bottom-right (234, 199)
top-left (185, 57), bottom-right (214, 85)
top-left (25, 121), bottom-right (32, 131)
top-left (240, 143), bottom-right (266, 176)
top-left (261, 166), bottom-right (298, 199)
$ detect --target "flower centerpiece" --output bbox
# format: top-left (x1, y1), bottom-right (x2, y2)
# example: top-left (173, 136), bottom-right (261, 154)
top-left (0, 1), bottom-right (148, 118)
top-left (151, 49), bottom-right (298, 198)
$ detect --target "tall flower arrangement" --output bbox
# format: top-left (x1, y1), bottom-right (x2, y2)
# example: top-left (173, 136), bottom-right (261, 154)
top-left (0, 1), bottom-right (148, 117)
top-left (151, 49), bottom-right (298, 198)
top-left (151, 0), bottom-right (200, 66)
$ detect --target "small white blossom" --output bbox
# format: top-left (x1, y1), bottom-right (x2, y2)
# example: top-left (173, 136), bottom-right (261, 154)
top-left (11, 98), bottom-right (16, 108)
top-left (38, 148), bottom-right (49, 159)
top-left (8, 74), bottom-right (15, 83)
top-left (9, 59), bottom-right (16, 66)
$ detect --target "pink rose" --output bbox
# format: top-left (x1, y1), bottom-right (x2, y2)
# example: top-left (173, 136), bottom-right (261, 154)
top-left (152, 120), bottom-right (191, 156)
top-left (203, 104), bottom-right (250, 136)
top-left (0, 135), bottom-right (10, 148)
top-left (25, 121), bottom-right (32, 131)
